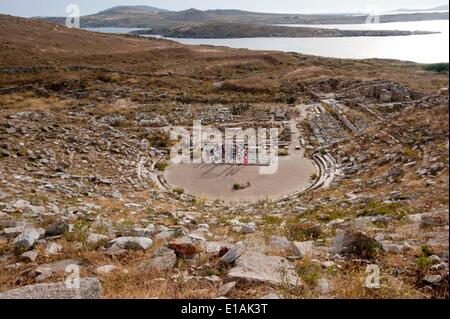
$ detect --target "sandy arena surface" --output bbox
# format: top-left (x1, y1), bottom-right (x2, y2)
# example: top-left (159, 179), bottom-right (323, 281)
top-left (164, 150), bottom-right (317, 201)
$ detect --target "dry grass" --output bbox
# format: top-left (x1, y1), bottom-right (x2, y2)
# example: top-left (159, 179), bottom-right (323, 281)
top-left (0, 93), bottom-right (72, 112)
top-left (101, 269), bottom-right (218, 299)
top-left (330, 270), bottom-right (425, 299)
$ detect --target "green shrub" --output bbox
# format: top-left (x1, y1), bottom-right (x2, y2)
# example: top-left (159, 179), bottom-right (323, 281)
top-left (420, 244), bottom-right (434, 257)
top-left (262, 215), bottom-right (283, 225)
top-left (302, 119), bottom-right (313, 134)
top-left (156, 161), bottom-right (168, 171)
top-left (402, 147), bottom-right (419, 159)
top-left (423, 63), bottom-right (449, 73)
top-left (350, 234), bottom-right (384, 260)
top-left (415, 244), bottom-right (434, 273)
top-left (286, 222), bottom-right (322, 241)
top-left (173, 187), bottom-right (185, 195)
top-left (193, 195), bottom-right (208, 209)
top-left (278, 149), bottom-right (289, 156)
top-left (416, 255), bottom-right (432, 272)
top-left (148, 131), bottom-right (171, 148)
top-left (65, 221), bottom-right (89, 242)
top-left (357, 202), bottom-right (410, 219)
top-left (286, 96), bottom-right (296, 105)
top-left (295, 259), bottom-right (321, 286)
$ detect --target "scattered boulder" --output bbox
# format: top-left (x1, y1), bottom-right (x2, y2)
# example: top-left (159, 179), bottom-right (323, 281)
top-left (12, 199), bottom-right (30, 209)
top-left (431, 262), bottom-right (448, 271)
top-left (233, 224), bottom-right (256, 234)
top-left (145, 223), bottom-right (156, 234)
top-left (45, 242), bottom-right (62, 256)
top-left (20, 250), bottom-right (38, 263)
top-left (87, 233), bottom-right (109, 245)
top-left (45, 221), bottom-right (69, 237)
top-left (34, 268), bottom-right (53, 282)
top-left (422, 274), bottom-right (442, 285)
top-left (220, 241), bottom-right (246, 265)
top-left (35, 259), bottom-right (82, 276)
top-left (407, 214), bottom-right (423, 223)
top-left (217, 282), bottom-right (236, 297)
top-left (132, 227), bottom-right (153, 238)
top-left (0, 278), bottom-right (101, 299)
top-left (227, 252), bottom-right (300, 287)
top-left (429, 255), bottom-right (441, 265)
top-left (13, 228), bottom-right (43, 250)
top-left (28, 205), bottom-right (46, 215)
top-left (267, 236), bottom-right (293, 254)
top-left (381, 241), bottom-right (403, 254)
top-left (420, 212), bottom-right (449, 228)
top-left (331, 229), bottom-right (384, 259)
top-left (205, 241), bottom-right (233, 257)
top-left (243, 235), bottom-right (268, 254)
top-left (291, 241), bottom-right (314, 258)
top-left (388, 167), bottom-right (404, 178)
top-left (155, 230), bottom-right (176, 241)
top-left (4, 263), bottom-right (22, 270)
top-left (168, 236), bottom-right (199, 258)
top-left (188, 232), bottom-right (207, 242)
top-left (3, 226), bottom-right (28, 238)
top-left (317, 278), bottom-right (331, 295)
top-left (107, 237), bottom-right (153, 251)
top-left (137, 248), bottom-right (177, 272)
top-left (429, 163), bottom-right (444, 175)
top-left (95, 265), bottom-right (117, 275)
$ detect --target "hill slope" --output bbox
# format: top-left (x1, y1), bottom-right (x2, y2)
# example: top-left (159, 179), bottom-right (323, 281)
top-left (0, 14), bottom-right (447, 92)
top-left (389, 4), bottom-right (449, 13)
top-left (98, 5), bottom-right (168, 15)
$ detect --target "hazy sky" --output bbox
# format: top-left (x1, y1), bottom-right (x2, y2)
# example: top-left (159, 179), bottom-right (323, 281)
top-left (0, 0), bottom-right (447, 17)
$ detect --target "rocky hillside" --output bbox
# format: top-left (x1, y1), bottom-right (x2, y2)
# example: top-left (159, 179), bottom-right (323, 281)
top-left (41, 6), bottom-right (449, 28)
top-left (0, 15), bottom-right (448, 299)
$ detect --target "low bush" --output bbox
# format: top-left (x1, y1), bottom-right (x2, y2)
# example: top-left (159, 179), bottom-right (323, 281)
top-left (423, 63), bottom-right (449, 73)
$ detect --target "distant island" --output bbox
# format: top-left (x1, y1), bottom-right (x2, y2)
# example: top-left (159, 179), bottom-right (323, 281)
top-left (39, 6), bottom-right (448, 39)
top-left (130, 22), bottom-right (437, 38)
top-left (387, 4), bottom-right (449, 13)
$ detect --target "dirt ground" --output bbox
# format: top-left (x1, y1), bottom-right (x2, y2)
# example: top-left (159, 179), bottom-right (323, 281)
top-left (164, 150), bottom-right (316, 201)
